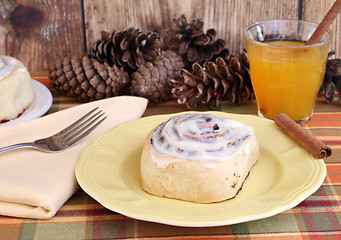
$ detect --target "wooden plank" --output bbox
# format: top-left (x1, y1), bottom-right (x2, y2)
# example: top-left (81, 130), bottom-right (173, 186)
top-left (84, 0), bottom-right (299, 57)
top-left (0, 0), bottom-right (84, 71)
top-left (0, 0), bottom-right (301, 71)
top-left (200, 0), bottom-right (299, 55)
top-left (83, 0), bottom-right (193, 48)
top-left (302, 0), bottom-right (341, 58)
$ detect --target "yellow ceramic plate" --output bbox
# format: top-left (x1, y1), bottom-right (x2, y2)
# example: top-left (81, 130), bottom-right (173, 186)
top-left (76, 111), bottom-right (326, 227)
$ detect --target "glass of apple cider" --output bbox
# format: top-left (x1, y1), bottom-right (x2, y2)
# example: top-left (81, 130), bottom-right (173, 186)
top-left (243, 20), bottom-right (332, 124)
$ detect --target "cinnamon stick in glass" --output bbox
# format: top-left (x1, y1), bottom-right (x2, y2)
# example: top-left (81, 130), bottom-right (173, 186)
top-left (274, 113), bottom-right (332, 159)
top-left (306, 0), bottom-right (341, 45)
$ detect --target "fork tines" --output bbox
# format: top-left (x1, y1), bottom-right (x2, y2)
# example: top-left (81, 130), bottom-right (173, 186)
top-left (57, 107), bottom-right (107, 147)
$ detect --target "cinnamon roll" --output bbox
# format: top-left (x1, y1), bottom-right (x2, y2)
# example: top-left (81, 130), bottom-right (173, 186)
top-left (141, 113), bottom-right (259, 203)
top-left (0, 56), bottom-right (34, 123)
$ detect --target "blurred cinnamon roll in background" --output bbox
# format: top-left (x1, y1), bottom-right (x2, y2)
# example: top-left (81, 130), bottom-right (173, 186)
top-left (0, 56), bottom-right (34, 123)
top-left (141, 113), bottom-right (259, 203)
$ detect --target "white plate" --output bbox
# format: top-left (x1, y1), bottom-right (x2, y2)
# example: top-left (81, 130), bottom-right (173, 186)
top-left (0, 79), bottom-right (53, 126)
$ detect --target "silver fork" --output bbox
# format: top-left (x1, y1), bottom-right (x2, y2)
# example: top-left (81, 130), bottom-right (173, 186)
top-left (0, 107), bottom-right (107, 153)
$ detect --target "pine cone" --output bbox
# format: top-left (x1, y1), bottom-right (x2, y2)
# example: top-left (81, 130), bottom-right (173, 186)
top-left (322, 57), bottom-right (341, 104)
top-left (90, 28), bottom-right (162, 71)
top-left (166, 15), bottom-right (228, 65)
top-left (227, 52), bottom-right (253, 103)
top-left (130, 50), bottom-right (185, 103)
top-left (171, 51), bottom-right (253, 109)
top-left (49, 56), bottom-right (130, 102)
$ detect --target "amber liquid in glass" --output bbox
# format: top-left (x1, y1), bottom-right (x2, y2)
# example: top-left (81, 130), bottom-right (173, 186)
top-left (248, 40), bottom-right (326, 122)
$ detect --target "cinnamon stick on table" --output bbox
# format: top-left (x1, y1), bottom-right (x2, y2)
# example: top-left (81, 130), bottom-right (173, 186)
top-left (274, 113), bottom-right (332, 159)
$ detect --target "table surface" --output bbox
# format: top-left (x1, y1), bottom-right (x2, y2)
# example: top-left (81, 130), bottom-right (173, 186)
top-left (1, 78), bottom-right (340, 240)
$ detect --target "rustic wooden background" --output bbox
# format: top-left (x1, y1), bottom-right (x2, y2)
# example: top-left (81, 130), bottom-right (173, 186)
top-left (0, 0), bottom-right (340, 72)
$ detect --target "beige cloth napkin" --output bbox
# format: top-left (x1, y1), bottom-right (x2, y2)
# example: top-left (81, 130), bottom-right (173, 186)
top-left (0, 96), bottom-right (148, 219)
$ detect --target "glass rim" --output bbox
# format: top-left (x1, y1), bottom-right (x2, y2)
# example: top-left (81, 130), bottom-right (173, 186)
top-left (243, 19), bottom-right (333, 49)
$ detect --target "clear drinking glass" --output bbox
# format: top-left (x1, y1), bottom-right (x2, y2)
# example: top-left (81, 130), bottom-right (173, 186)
top-left (243, 19), bottom-right (332, 124)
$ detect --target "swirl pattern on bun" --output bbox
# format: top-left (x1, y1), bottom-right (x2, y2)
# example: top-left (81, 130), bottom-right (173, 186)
top-left (0, 56), bottom-right (20, 80)
top-left (151, 113), bottom-right (254, 163)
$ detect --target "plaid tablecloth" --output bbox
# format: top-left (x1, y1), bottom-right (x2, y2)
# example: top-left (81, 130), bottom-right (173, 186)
top-left (0, 78), bottom-right (340, 240)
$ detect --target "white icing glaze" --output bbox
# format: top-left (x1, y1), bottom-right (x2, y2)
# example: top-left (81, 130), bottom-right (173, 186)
top-left (151, 113), bottom-right (254, 166)
top-left (0, 56), bottom-right (24, 80)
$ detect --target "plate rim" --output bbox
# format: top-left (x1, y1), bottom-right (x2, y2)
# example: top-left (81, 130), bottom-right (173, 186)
top-left (76, 111), bottom-right (326, 227)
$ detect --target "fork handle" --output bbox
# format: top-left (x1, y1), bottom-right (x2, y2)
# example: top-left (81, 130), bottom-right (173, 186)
top-left (0, 143), bottom-right (34, 153)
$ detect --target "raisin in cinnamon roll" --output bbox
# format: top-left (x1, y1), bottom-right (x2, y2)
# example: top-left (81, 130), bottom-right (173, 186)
top-left (141, 113), bottom-right (259, 203)
top-left (0, 56), bottom-right (34, 123)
